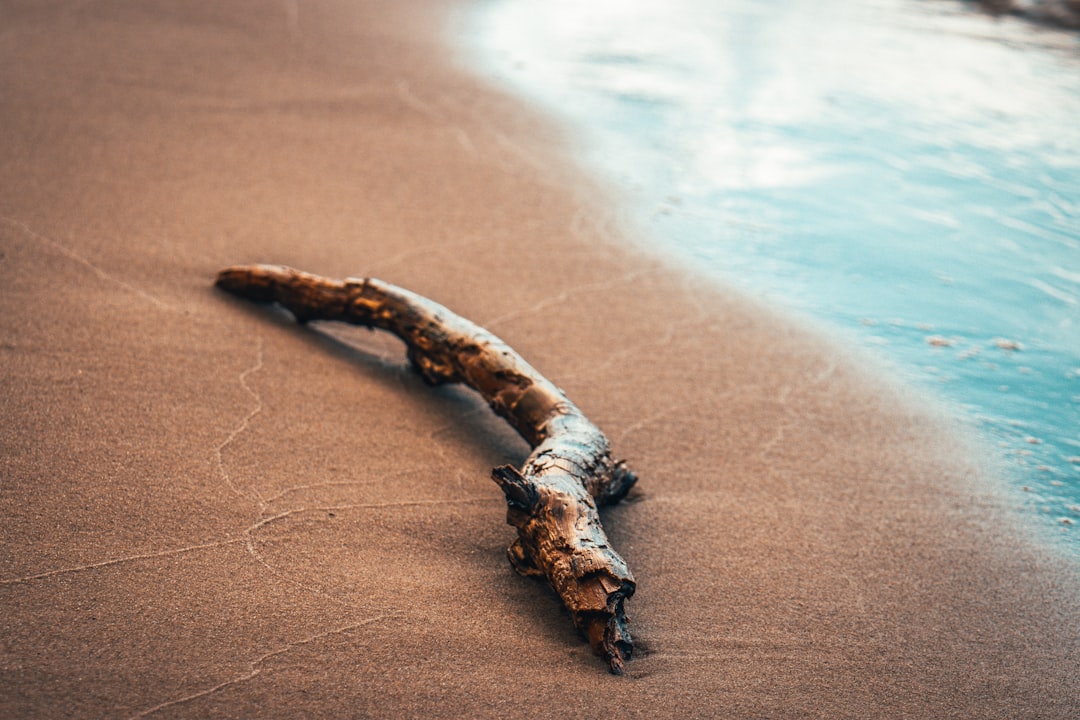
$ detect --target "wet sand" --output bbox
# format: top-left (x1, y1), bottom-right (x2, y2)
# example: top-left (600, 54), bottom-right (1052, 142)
top-left (2, 1), bottom-right (1078, 717)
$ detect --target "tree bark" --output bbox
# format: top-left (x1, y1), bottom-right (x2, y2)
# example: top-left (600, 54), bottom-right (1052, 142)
top-left (215, 264), bottom-right (637, 674)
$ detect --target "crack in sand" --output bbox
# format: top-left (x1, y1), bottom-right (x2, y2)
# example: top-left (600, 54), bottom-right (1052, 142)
top-left (0, 538), bottom-right (246, 586)
top-left (558, 314), bottom-right (710, 388)
top-left (366, 236), bottom-right (486, 276)
top-left (396, 79), bottom-right (440, 120)
top-left (424, 406), bottom-right (515, 491)
top-left (250, 497), bottom-right (500, 532)
top-left (757, 413), bottom-right (794, 462)
top-left (128, 617), bottom-right (396, 718)
top-left (491, 130), bottom-right (553, 179)
top-left (0, 215), bottom-right (175, 311)
top-left (405, 82), bottom-right (555, 179)
top-left (210, 332), bottom-right (501, 608)
top-left (237, 497), bottom-right (499, 608)
top-left (215, 337), bottom-right (266, 504)
top-left (210, 337), bottom-right (346, 606)
top-left (261, 479), bottom-right (377, 506)
top-left (566, 203), bottom-right (641, 267)
top-left (755, 383), bottom-right (796, 459)
top-left (758, 361), bottom-right (837, 462)
top-left (260, 465), bottom-right (482, 508)
top-left (614, 384), bottom-right (738, 447)
top-left (237, 511), bottom-right (357, 607)
top-left (395, 80), bottom-right (477, 156)
top-left (453, 126), bottom-right (477, 156)
top-left (614, 405), bottom-right (683, 445)
top-left (0, 337), bottom-right (272, 587)
top-left (481, 269), bottom-right (651, 331)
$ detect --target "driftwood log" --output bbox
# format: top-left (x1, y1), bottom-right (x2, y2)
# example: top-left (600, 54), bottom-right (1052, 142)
top-left (215, 264), bottom-right (638, 674)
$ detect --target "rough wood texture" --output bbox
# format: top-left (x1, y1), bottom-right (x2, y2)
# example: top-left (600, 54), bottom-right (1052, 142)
top-left (215, 264), bottom-right (638, 674)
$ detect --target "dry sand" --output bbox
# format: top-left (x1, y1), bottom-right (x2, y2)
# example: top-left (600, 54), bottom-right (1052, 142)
top-left (2, 1), bottom-right (1078, 717)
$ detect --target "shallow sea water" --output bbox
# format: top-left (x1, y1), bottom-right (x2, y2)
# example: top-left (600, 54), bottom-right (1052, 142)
top-left (467, 0), bottom-right (1080, 552)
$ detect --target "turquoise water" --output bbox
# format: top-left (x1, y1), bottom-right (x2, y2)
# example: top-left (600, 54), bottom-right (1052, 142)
top-left (468, 0), bottom-right (1080, 549)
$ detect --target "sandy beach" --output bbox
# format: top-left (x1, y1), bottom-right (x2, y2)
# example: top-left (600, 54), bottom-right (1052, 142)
top-left (2, 1), bottom-right (1079, 717)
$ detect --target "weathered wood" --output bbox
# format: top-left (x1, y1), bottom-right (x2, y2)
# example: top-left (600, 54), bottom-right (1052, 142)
top-left (215, 264), bottom-right (638, 674)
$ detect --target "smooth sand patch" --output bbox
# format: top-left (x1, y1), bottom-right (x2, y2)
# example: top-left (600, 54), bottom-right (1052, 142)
top-left (2, 1), bottom-right (1078, 717)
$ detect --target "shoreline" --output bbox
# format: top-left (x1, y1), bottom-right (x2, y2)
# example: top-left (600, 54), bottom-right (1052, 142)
top-left (467, 0), bottom-right (1080, 552)
top-left (3, 0), bottom-right (1079, 717)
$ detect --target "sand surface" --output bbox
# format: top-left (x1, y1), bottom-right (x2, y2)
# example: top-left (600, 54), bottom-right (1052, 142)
top-left (2, 1), bottom-right (1079, 717)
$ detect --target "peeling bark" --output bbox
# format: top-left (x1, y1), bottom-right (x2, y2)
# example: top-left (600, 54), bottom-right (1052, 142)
top-left (215, 264), bottom-right (637, 674)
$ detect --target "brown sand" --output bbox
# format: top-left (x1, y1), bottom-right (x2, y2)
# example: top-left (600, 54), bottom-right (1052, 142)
top-left (2, 1), bottom-right (1078, 717)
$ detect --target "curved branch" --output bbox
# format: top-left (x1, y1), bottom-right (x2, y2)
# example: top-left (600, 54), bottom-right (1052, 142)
top-left (215, 264), bottom-right (637, 674)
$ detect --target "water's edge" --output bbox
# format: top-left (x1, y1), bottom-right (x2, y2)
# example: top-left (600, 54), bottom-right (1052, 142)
top-left (458, 0), bottom-right (1080, 556)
